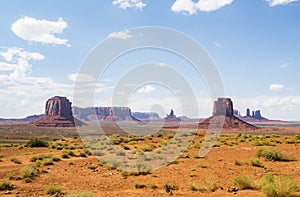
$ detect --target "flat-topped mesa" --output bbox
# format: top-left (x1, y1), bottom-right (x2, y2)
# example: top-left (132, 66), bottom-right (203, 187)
top-left (72, 106), bottom-right (139, 121)
top-left (212, 98), bottom-right (234, 117)
top-left (34, 96), bottom-right (83, 127)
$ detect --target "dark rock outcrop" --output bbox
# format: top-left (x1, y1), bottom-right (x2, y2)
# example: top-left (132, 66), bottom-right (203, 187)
top-left (34, 96), bottom-right (84, 127)
top-left (243, 108), bottom-right (268, 121)
top-left (199, 98), bottom-right (257, 129)
top-left (165, 109), bottom-right (181, 122)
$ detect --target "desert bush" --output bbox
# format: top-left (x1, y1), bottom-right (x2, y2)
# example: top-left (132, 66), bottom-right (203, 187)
top-left (66, 191), bottom-right (94, 197)
top-left (234, 160), bottom-right (243, 166)
top-left (45, 185), bottom-right (63, 196)
top-left (0, 178), bottom-right (12, 191)
top-left (87, 163), bottom-right (97, 170)
top-left (188, 182), bottom-right (199, 191)
top-left (261, 173), bottom-right (298, 197)
top-left (79, 152), bottom-right (87, 158)
top-left (51, 155), bottom-right (61, 162)
top-left (256, 148), bottom-right (295, 162)
top-left (11, 157), bottom-right (22, 164)
top-left (250, 158), bottom-right (264, 167)
top-left (199, 162), bottom-right (209, 168)
top-left (0, 154), bottom-right (3, 159)
top-left (295, 134), bottom-right (300, 140)
top-left (21, 165), bottom-right (38, 182)
top-left (43, 159), bottom-right (54, 166)
top-left (149, 184), bottom-right (158, 189)
top-left (67, 150), bottom-right (76, 157)
top-left (164, 183), bottom-right (178, 195)
top-left (233, 174), bottom-right (256, 190)
top-left (61, 153), bottom-right (70, 159)
top-left (141, 144), bottom-right (156, 152)
top-left (26, 138), bottom-right (48, 147)
top-left (134, 182), bottom-right (146, 189)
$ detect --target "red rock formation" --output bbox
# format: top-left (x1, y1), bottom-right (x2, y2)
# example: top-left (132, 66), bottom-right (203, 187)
top-left (34, 96), bottom-right (83, 127)
top-left (165, 109), bottom-right (181, 122)
top-left (199, 98), bottom-right (257, 129)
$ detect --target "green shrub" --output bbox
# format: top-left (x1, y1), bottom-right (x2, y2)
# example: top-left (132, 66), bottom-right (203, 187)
top-left (256, 148), bottom-right (295, 161)
top-left (134, 182), bottom-right (146, 189)
top-left (26, 138), bottom-right (48, 147)
top-left (233, 175), bottom-right (256, 190)
top-left (51, 155), bottom-right (61, 162)
top-left (234, 160), bottom-right (243, 166)
top-left (0, 178), bottom-right (12, 190)
top-left (45, 185), bottom-right (63, 195)
top-left (164, 183), bottom-right (178, 195)
top-left (43, 159), bottom-right (54, 166)
top-left (250, 158), bottom-right (264, 167)
top-left (149, 184), bottom-right (158, 189)
top-left (62, 153), bottom-right (70, 159)
top-left (11, 157), bottom-right (22, 164)
top-left (79, 152), bottom-right (87, 158)
top-left (188, 182), bottom-right (199, 191)
top-left (66, 191), bottom-right (94, 197)
top-left (261, 173), bottom-right (298, 197)
top-left (20, 165), bottom-right (38, 182)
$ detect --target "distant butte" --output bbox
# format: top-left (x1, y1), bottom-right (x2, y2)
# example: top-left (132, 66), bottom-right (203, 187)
top-left (34, 96), bottom-right (84, 127)
top-left (198, 98), bottom-right (257, 129)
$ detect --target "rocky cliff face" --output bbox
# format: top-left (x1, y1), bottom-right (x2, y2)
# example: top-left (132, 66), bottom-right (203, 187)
top-left (34, 96), bottom-right (82, 127)
top-left (212, 98), bottom-right (234, 117)
top-left (131, 112), bottom-right (160, 120)
top-left (73, 107), bottom-right (138, 121)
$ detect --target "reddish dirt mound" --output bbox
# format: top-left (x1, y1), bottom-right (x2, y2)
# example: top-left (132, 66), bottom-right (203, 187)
top-left (198, 116), bottom-right (257, 130)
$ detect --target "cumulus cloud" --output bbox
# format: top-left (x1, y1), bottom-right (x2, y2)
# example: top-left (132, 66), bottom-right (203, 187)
top-left (171, 0), bottom-right (234, 15)
top-left (266, 0), bottom-right (298, 6)
top-left (269, 84), bottom-right (285, 91)
top-left (137, 85), bottom-right (155, 94)
top-left (0, 47), bottom-right (45, 80)
top-left (112, 0), bottom-right (146, 10)
top-left (11, 16), bottom-right (70, 46)
top-left (108, 30), bottom-right (132, 40)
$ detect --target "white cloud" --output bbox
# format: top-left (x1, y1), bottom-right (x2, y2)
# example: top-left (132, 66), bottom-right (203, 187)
top-left (171, 0), bottom-right (234, 15)
top-left (213, 41), bottom-right (222, 47)
top-left (270, 84), bottom-right (285, 91)
top-left (0, 47), bottom-right (45, 80)
top-left (137, 85), bottom-right (156, 94)
top-left (171, 0), bottom-right (198, 15)
top-left (197, 0), bottom-right (234, 12)
top-left (68, 73), bottom-right (96, 83)
top-left (266, 0), bottom-right (298, 6)
top-left (279, 62), bottom-right (289, 68)
top-left (11, 16), bottom-right (70, 46)
top-left (108, 30), bottom-right (132, 40)
top-left (112, 0), bottom-right (146, 10)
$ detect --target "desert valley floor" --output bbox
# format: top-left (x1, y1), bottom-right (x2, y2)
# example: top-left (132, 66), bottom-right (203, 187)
top-left (0, 123), bottom-right (300, 197)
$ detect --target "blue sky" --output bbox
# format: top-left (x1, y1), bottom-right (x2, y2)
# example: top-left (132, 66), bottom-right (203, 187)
top-left (0, 0), bottom-right (299, 120)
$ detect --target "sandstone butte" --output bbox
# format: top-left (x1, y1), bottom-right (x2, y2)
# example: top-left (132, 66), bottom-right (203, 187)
top-left (198, 98), bottom-right (257, 129)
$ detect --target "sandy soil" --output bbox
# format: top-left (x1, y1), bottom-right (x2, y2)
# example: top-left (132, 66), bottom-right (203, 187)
top-left (0, 126), bottom-right (300, 196)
